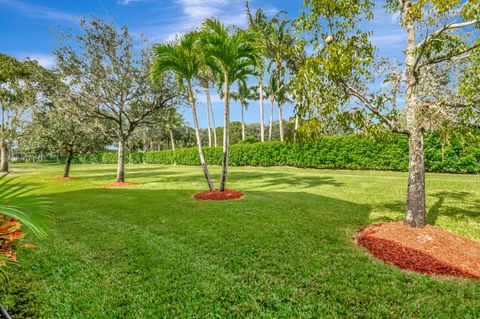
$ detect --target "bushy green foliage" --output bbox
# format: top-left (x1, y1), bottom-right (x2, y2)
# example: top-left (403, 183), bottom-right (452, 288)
top-left (128, 152), bottom-right (144, 164)
top-left (142, 133), bottom-right (480, 173)
top-left (60, 133), bottom-right (480, 173)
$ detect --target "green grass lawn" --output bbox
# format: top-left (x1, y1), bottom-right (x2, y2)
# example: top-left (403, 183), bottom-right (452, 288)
top-left (1, 163), bottom-right (480, 318)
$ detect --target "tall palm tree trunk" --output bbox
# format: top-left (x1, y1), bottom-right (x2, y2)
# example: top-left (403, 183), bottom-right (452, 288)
top-left (206, 86), bottom-right (217, 147)
top-left (269, 95), bottom-right (274, 141)
top-left (241, 102), bottom-right (246, 141)
top-left (205, 86), bottom-right (212, 147)
top-left (219, 77), bottom-right (230, 192)
top-left (294, 115), bottom-right (299, 141)
top-left (169, 129), bottom-right (176, 151)
top-left (259, 79), bottom-right (265, 142)
top-left (278, 103), bottom-right (284, 142)
top-left (188, 81), bottom-right (215, 191)
top-left (275, 60), bottom-right (285, 142)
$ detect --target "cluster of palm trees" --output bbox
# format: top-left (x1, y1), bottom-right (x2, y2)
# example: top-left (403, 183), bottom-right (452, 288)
top-left (152, 5), bottom-right (299, 192)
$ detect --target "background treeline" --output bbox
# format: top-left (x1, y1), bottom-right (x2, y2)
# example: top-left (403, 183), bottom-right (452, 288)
top-left (50, 132), bottom-right (480, 174)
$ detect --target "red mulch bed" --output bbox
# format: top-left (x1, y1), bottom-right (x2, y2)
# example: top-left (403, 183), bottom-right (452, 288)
top-left (356, 222), bottom-right (480, 280)
top-left (193, 189), bottom-right (245, 201)
top-left (102, 182), bottom-right (139, 188)
top-left (54, 177), bottom-right (77, 181)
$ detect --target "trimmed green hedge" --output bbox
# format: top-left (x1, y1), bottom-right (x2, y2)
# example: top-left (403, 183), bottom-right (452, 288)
top-left (143, 133), bottom-right (480, 173)
top-left (59, 133), bottom-right (480, 174)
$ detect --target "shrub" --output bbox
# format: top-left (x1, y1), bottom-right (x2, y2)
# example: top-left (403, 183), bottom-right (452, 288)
top-left (141, 133), bottom-right (480, 173)
top-left (58, 132), bottom-right (480, 174)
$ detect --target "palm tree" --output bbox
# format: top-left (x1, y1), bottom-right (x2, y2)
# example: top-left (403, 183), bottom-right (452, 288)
top-left (200, 18), bottom-right (259, 191)
top-left (246, 4), bottom-right (294, 142)
top-left (198, 68), bottom-right (218, 147)
top-left (265, 71), bottom-right (278, 141)
top-left (152, 32), bottom-right (215, 191)
top-left (246, 4), bottom-right (269, 142)
top-left (231, 78), bottom-right (257, 141)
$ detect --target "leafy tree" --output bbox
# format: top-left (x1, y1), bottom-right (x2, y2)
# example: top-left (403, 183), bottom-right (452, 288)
top-left (152, 31), bottom-right (216, 190)
top-left (0, 54), bottom-right (33, 172)
top-left (27, 104), bottom-right (107, 178)
top-left (200, 18), bottom-right (260, 191)
top-left (55, 17), bottom-right (178, 183)
top-left (293, 0), bottom-right (480, 227)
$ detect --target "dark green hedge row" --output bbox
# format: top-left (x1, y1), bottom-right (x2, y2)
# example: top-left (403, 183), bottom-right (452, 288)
top-left (143, 133), bottom-right (480, 173)
top-left (61, 133), bottom-right (480, 174)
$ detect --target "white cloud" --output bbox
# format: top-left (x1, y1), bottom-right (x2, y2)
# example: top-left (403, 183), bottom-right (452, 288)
top-left (0, 0), bottom-right (75, 22)
top-left (16, 53), bottom-right (56, 69)
top-left (133, 0), bottom-right (254, 43)
top-left (118, 0), bottom-right (146, 5)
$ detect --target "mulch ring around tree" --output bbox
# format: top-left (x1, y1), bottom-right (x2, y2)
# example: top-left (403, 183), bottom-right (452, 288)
top-left (54, 177), bottom-right (77, 181)
top-left (102, 182), bottom-right (139, 188)
top-left (193, 189), bottom-right (245, 201)
top-left (355, 221), bottom-right (480, 280)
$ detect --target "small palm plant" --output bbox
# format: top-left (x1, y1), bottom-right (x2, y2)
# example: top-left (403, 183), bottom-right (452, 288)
top-left (200, 18), bottom-right (260, 191)
top-left (0, 175), bottom-right (47, 281)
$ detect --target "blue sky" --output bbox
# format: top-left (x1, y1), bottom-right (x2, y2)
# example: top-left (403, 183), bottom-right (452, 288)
top-left (0, 0), bottom-right (405, 128)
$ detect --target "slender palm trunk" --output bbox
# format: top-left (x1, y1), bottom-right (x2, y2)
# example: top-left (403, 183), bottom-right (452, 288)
top-left (219, 76), bottom-right (230, 192)
top-left (206, 86), bottom-right (217, 147)
top-left (269, 95), bottom-right (274, 141)
top-left (188, 81), bottom-right (215, 191)
top-left (259, 79), bottom-right (265, 142)
top-left (275, 60), bottom-right (284, 142)
top-left (116, 133), bottom-right (126, 183)
top-left (294, 115), bottom-right (299, 141)
top-left (241, 102), bottom-right (246, 141)
top-left (169, 128), bottom-right (176, 151)
top-left (205, 86), bottom-right (212, 147)
top-left (63, 150), bottom-right (73, 178)
top-left (404, 1), bottom-right (426, 228)
top-left (278, 103), bottom-right (284, 142)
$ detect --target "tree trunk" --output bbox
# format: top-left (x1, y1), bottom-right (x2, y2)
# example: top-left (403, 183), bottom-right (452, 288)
top-left (116, 135), bottom-right (126, 183)
top-left (405, 131), bottom-right (426, 227)
top-left (206, 86), bottom-right (217, 147)
top-left (63, 150), bottom-right (73, 178)
top-left (404, 1), bottom-right (426, 228)
top-left (169, 129), bottom-right (176, 151)
top-left (0, 139), bottom-right (8, 173)
top-left (241, 102), bottom-right (246, 141)
top-left (188, 82), bottom-right (215, 191)
top-left (205, 86), bottom-right (212, 148)
top-left (275, 60), bottom-right (284, 142)
top-left (278, 103), bottom-right (284, 142)
top-left (269, 96), bottom-right (274, 141)
top-left (259, 81), bottom-right (265, 142)
top-left (294, 115), bottom-right (299, 141)
top-left (219, 76), bottom-right (230, 192)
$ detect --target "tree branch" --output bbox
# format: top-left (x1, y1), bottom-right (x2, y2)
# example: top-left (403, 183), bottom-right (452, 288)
top-left (344, 84), bottom-right (410, 135)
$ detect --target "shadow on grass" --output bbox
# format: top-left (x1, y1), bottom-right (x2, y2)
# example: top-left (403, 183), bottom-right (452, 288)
top-left (2, 188), bottom-right (375, 318)
top-left (427, 191), bottom-right (479, 225)
top-left (66, 165), bottom-right (344, 190)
